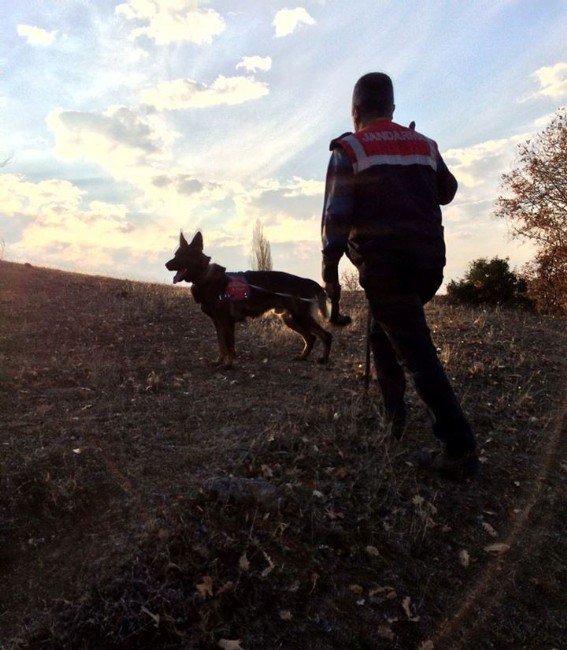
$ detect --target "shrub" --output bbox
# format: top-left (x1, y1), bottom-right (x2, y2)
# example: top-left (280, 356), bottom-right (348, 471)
top-left (340, 268), bottom-right (361, 291)
top-left (446, 257), bottom-right (531, 308)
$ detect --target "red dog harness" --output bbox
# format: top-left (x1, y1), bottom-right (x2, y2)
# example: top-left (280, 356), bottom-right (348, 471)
top-left (221, 273), bottom-right (250, 301)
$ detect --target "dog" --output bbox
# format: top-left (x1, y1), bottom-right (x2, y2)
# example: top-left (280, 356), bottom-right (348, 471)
top-left (165, 231), bottom-right (349, 368)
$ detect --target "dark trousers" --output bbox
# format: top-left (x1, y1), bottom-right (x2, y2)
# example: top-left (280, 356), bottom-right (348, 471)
top-left (365, 271), bottom-right (476, 456)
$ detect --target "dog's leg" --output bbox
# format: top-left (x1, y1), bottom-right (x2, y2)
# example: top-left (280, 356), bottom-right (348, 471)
top-left (282, 312), bottom-right (316, 360)
top-left (307, 318), bottom-right (333, 364)
top-left (222, 323), bottom-right (236, 369)
top-left (213, 320), bottom-right (229, 366)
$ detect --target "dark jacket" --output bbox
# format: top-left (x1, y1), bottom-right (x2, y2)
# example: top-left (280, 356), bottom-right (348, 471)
top-left (321, 119), bottom-right (457, 287)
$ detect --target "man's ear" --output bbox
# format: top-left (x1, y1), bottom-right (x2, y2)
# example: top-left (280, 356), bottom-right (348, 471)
top-left (180, 231), bottom-right (189, 247)
top-left (352, 105), bottom-right (360, 130)
top-left (190, 231), bottom-right (204, 252)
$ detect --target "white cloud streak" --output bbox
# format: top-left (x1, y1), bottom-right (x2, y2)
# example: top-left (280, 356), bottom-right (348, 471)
top-left (533, 61), bottom-right (567, 100)
top-left (17, 24), bottom-right (57, 46)
top-left (283, 176), bottom-right (324, 197)
top-left (273, 7), bottom-right (315, 37)
top-left (115, 0), bottom-right (225, 45)
top-left (141, 75), bottom-right (269, 110)
top-left (236, 55), bottom-right (272, 73)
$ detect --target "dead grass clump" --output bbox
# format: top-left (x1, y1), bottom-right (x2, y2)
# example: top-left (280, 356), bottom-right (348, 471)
top-left (21, 395), bottom-right (454, 649)
top-left (114, 280), bottom-right (183, 322)
top-left (4, 446), bottom-right (121, 519)
top-left (11, 404), bottom-right (567, 648)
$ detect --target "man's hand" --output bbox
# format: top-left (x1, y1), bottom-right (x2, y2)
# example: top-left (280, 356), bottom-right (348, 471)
top-left (324, 281), bottom-right (341, 301)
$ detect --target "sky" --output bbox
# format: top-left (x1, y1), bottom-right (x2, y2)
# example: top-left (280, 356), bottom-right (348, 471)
top-left (1, 0), bottom-right (566, 288)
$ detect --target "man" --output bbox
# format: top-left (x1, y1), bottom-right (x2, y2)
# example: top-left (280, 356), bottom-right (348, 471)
top-left (321, 72), bottom-right (478, 480)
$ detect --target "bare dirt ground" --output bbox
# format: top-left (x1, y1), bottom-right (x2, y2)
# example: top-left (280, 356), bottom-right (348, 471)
top-left (0, 259), bottom-right (565, 649)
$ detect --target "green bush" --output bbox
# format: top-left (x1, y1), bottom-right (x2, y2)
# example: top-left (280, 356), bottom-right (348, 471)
top-left (447, 257), bottom-right (531, 308)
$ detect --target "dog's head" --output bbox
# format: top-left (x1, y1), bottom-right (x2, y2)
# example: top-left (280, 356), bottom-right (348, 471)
top-left (165, 231), bottom-right (211, 284)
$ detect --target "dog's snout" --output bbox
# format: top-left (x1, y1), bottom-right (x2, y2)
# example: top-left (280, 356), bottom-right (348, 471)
top-left (165, 258), bottom-right (175, 271)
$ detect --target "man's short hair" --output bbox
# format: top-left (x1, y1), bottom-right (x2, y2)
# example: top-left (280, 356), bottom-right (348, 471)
top-left (352, 73), bottom-right (394, 118)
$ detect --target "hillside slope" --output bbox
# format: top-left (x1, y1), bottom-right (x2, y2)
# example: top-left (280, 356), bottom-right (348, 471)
top-left (0, 260), bottom-right (565, 649)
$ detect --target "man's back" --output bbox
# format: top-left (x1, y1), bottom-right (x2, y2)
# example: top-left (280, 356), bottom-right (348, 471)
top-left (332, 119), bottom-right (457, 283)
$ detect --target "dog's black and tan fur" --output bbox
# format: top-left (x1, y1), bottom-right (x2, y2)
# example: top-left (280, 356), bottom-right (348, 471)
top-left (166, 232), bottom-right (342, 368)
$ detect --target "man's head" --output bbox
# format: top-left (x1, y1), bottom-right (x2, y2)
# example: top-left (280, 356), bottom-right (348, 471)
top-left (352, 72), bottom-right (395, 130)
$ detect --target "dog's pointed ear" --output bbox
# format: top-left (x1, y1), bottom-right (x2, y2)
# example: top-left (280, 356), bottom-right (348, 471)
top-left (179, 231), bottom-right (189, 248)
top-left (190, 231), bottom-right (204, 252)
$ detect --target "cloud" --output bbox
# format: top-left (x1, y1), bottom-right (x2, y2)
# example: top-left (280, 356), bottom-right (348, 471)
top-left (144, 169), bottom-right (233, 203)
top-left (265, 213), bottom-right (320, 244)
top-left (533, 111), bottom-right (560, 128)
top-left (438, 130), bottom-right (543, 283)
top-left (44, 102), bottom-right (243, 227)
top-left (1, 172), bottom-right (174, 271)
top-left (443, 136), bottom-right (526, 189)
top-left (0, 174), bottom-right (83, 219)
top-left (141, 75), bottom-right (269, 110)
top-left (115, 0), bottom-right (225, 45)
top-left (273, 7), bottom-right (315, 37)
top-left (217, 175), bottom-right (325, 251)
top-left (230, 176), bottom-right (323, 205)
top-left (44, 104), bottom-right (236, 226)
top-left (46, 105), bottom-right (178, 177)
top-left (0, 169), bottom-right (326, 279)
top-left (236, 55), bottom-right (272, 73)
top-left (152, 174), bottom-right (203, 195)
top-left (533, 62), bottom-right (567, 99)
top-left (39, 91), bottom-right (328, 271)
top-left (17, 24), bottom-right (57, 46)
top-left (283, 176), bottom-right (324, 197)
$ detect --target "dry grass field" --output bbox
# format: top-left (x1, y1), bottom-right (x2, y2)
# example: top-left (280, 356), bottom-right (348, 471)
top-left (0, 259), bottom-right (565, 649)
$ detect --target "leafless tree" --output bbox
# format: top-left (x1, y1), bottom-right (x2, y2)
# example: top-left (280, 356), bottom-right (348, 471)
top-left (250, 219), bottom-right (273, 271)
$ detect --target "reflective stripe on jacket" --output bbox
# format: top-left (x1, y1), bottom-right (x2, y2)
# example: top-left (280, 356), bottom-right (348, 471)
top-left (326, 119), bottom-right (457, 285)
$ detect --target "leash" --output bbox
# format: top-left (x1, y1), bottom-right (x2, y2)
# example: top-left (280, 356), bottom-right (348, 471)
top-left (364, 304), bottom-right (372, 392)
top-left (242, 283), bottom-right (320, 304)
